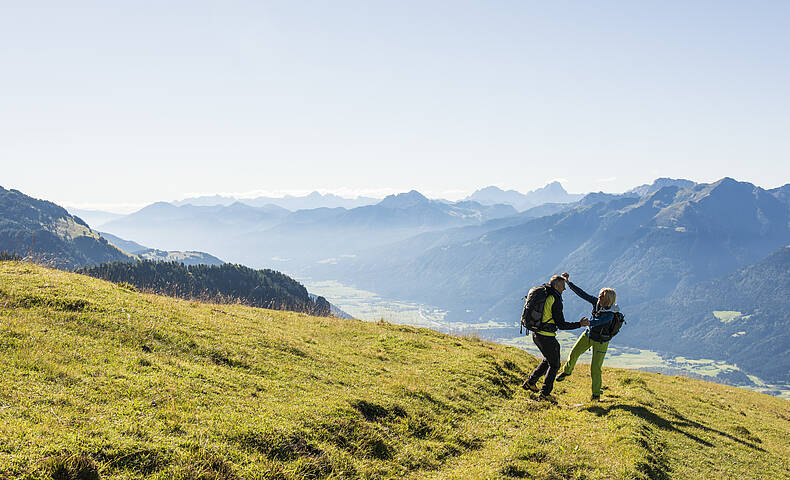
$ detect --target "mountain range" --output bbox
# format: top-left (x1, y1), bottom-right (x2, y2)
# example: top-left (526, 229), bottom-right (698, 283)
top-left (101, 190), bottom-right (519, 267)
top-left (173, 191), bottom-right (380, 210)
top-left (5, 177), bottom-right (790, 387)
top-left (465, 181), bottom-right (584, 211)
top-left (170, 182), bottom-right (589, 213)
top-left (101, 201), bottom-right (291, 253)
top-left (314, 178), bottom-right (790, 383)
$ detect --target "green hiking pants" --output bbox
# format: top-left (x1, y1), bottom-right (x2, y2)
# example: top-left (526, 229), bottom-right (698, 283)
top-left (562, 333), bottom-right (609, 396)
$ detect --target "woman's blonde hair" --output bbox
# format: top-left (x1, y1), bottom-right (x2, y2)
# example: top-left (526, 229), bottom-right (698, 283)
top-left (598, 288), bottom-right (616, 308)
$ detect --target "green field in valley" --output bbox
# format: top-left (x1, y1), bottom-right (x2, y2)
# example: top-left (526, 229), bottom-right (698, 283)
top-left (2, 261), bottom-right (790, 479)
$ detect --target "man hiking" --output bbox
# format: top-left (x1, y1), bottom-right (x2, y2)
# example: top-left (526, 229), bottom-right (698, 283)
top-left (522, 274), bottom-right (589, 402)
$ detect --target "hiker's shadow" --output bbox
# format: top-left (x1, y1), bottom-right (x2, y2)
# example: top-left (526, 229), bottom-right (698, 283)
top-left (585, 403), bottom-right (765, 452)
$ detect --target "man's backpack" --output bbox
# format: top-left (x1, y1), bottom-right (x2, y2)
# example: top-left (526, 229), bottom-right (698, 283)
top-left (520, 284), bottom-right (550, 334)
top-left (599, 311), bottom-right (625, 341)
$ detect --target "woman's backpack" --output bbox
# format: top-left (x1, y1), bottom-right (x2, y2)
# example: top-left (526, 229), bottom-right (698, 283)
top-left (599, 311), bottom-right (625, 341)
top-left (520, 284), bottom-right (550, 334)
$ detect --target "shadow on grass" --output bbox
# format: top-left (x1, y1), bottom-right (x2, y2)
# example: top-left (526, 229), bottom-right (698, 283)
top-left (585, 404), bottom-right (766, 452)
top-left (43, 454), bottom-right (100, 480)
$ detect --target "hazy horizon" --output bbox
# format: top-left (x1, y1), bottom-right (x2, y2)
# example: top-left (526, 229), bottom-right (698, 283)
top-left (12, 174), bottom-right (779, 214)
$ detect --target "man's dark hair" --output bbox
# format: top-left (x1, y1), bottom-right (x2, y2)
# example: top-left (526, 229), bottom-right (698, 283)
top-left (550, 275), bottom-right (565, 288)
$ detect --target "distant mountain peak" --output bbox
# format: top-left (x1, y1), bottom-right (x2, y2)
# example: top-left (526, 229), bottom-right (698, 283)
top-left (704, 177), bottom-right (753, 195)
top-left (711, 177), bottom-right (741, 187)
top-left (465, 182), bottom-right (580, 211)
top-left (226, 201), bottom-right (258, 211)
top-left (627, 178), bottom-right (696, 197)
top-left (476, 186), bottom-right (514, 194)
top-left (379, 190), bottom-right (429, 209)
top-left (536, 181), bottom-right (568, 194)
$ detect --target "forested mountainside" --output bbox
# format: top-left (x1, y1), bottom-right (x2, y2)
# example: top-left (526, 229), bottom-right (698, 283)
top-left (629, 245), bottom-right (790, 382)
top-left (78, 260), bottom-right (331, 316)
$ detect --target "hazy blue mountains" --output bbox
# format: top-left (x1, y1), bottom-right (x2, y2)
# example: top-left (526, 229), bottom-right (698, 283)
top-left (236, 191), bottom-right (518, 266)
top-left (171, 194), bottom-right (237, 207)
top-left (65, 207), bottom-right (124, 228)
top-left (101, 201), bottom-right (290, 254)
top-left (0, 186), bottom-right (131, 268)
top-left (174, 191), bottom-right (380, 210)
top-left (625, 177), bottom-right (696, 196)
top-left (101, 191), bottom-right (518, 270)
top-left (243, 191), bottom-right (380, 210)
top-left (338, 191), bottom-right (517, 230)
top-left (98, 231), bottom-right (224, 266)
top-left (364, 178), bottom-right (787, 316)
top-left (331, 194), bottom-right (635, 313)
top-left (466, 181), bottom-right (584, 211)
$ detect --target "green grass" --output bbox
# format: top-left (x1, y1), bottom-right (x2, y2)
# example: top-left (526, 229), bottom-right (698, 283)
top-left (1, 261), bottom-right (789, 479)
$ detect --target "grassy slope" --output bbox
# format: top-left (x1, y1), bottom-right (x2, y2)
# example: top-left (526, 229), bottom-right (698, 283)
top-left (0, 261), bottom-right (788, 480)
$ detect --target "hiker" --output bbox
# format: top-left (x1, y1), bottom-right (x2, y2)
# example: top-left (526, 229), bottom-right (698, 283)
top-left (556, 272), bottom-right (620, 401)
top-left (522, 275), bottom-right (589, 402)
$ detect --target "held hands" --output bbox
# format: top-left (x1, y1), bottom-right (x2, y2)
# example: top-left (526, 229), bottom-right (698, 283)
top-left (561, 272), bottom-right (569, 280)
top-left (580, 317), bottom-right (590, 327)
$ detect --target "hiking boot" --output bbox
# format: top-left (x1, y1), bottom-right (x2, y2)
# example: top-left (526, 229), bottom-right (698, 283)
top-left (590, 394), bottom-right (601, 402)
top-left (522, 381), bottom-right (539, 392)
top-left (538, 393), bottom-right (558, 404)
top-left (556, 372), bottom-right (570, 382)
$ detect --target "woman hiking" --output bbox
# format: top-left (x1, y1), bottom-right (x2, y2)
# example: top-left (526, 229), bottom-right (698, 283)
top-left (555, 272), bottom-right (620, 401)
top-left (522, 275), bottom-right (589, 403)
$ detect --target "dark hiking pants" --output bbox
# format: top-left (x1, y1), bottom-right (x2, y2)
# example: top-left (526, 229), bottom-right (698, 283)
top-left (527, 333), bottom-right (561, 396)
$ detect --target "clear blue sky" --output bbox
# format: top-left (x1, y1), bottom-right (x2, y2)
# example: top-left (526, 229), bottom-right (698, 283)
top-left (2, 1), bottom-right (788, 211)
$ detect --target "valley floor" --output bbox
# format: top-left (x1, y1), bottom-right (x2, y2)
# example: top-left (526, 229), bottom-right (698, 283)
top-left (1, 262), bottom-right (789, 479)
